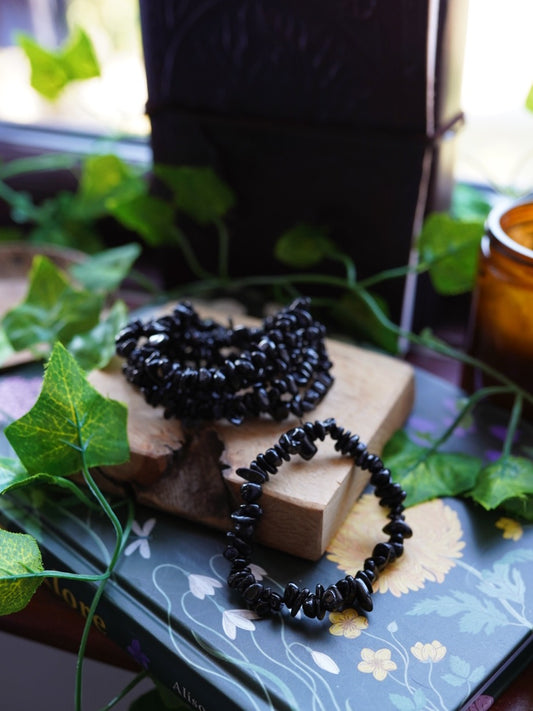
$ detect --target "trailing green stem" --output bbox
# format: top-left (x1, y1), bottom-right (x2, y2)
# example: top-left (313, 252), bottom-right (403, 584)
top-left (72, 407), bottom-right (134, 711)
top-left (0, 570), bottom-right (108, 582)
top-left (502, 394), bottom-right (523, 458)
top-left (99, 669), bottom-right (149, 710)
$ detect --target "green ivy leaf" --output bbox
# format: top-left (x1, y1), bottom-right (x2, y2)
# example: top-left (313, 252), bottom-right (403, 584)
top-left (500, 495), bottom-right (533, 521)
top-left (109, 194), bottom-right (176, 246)
top-left (2, 256), bottom-right (103, 353)
top-left (16, 28), bottom-right (99, 101)
top-left (0, 456), bottom-right (29, 491)
top-left (60, 28), bottom-right (100, 81)
top-left (16, 33), bottom-right (68, 100)
top-left (67, 300), bottom-right (127, 371)
top-left (417, 213), bottom-right (484, 295)
top-left (70, 243), bottom-right (141, 293)
top-left (5, 342), bottom-right (129, 477)
top-left (274, 224), bottom-right (333, 268)
top-left (0, 530), bottom-right (43, 615)
top-left (155, 165), bottom-right (236, 225)
top-left (0, 456), bottom-right (95, 508)
top-left (75, 155), bottom-right (145, 219)
top-left (332, 290), bottom-right (399, 354)
top-left (451, 184), bottom-right (492, 222)
top-left (470, 457), bottom-right (533, 519)
top-left (383, 431), bottom-right (482, 507)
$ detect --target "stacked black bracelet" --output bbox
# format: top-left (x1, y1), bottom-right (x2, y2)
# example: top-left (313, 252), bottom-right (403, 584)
top-left (115, 298), bottom-right (333, 425)
top-left (224, 418), bottom-right (411, 620)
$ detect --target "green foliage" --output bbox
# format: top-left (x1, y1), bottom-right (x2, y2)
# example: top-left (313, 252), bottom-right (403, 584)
top-left (109, 194), bottom-right (176, 246)
top-left (332, 291), bottom-right (399, 354)
top-left (275, 224), bottom-right (334, 268)
top-left (5, 342), bottom-right (129, 477)
top-left (17, 28), bottom-right (100, 101)
top-left (451, 183), bottom-right (493, 222)
top-left (1, 253), bottom-right (130, 369)
top-left (0, 343), bottom-right (134, 707)
top-left (67, 300), bottom-right (127, 371)
top-left (0, 456), bottom-right (95, 508)
top-left (0, 153), bottom-right (147, 253)
top-left (155, 164), bottom-right (236, 225)
top-left (69, 242), bottom-right (141, 293)
top-left (470, 457), bottom-right (533, 519)
top-left (3, 255), bottom-right (103, 353)
top-left (383, 431), bottom-right (482, 507)
top-left (417, 212), bottom-right (484, 295)
top-left (0, 530), bottom-right (43, 615)
top-left (76, 154), bottom-right (146, 219)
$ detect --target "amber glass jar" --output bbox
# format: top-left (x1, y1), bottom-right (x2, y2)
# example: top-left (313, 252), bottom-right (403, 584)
top-left (463, 199), bottom-right (533, 412)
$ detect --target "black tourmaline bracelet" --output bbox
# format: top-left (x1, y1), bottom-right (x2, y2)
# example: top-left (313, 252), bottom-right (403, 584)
top-left (115, 298), bottom-right (333, 425)
top-left (224, 418), bottom-right (411, 620)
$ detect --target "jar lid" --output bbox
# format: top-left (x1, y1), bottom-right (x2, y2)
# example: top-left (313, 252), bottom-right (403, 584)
top-left (487, 198), bottom-right (533, 260)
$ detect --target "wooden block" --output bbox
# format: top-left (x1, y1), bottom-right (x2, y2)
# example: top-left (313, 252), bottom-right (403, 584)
top-left (90, 305), bottom-right (414, 560)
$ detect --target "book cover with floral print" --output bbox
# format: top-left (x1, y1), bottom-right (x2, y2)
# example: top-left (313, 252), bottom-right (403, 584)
top-left (0, 366), bottom-right (531, 711)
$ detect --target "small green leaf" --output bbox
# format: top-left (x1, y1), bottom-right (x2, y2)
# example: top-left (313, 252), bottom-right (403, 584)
top-left (16, 28), bottom-right (99, 101)
top-left (418, 213), bottom-right (484, 295)
top-left (451, 184), bottom-right (492, 222)
top-left (61, 28), bottom-right (100, 81)
top-left (5, 342), bottom-right (129, 477)
top-left (0, 530), bottom-right (43, 615)
top-left (0, 456), bottom-right (29, 491)
top-left (0, 456), bottom-right (95, 507)
top-left (332, 291), bottom-right (399, 353)
top-left (17, 33), bottom-right (68, 100)
top-left (109, 194), bottom-right (176, 245)
top-left (155, 165), bottom-right (235, 225)
top-left (3, 472), bottom-right (95, 509)
top-left (67, 300), bottom-right (127, 371)
top-left (383, 431), bottom-right (482, 507)
top-left (500, 495), bottom-right (533, 521)
top-left (70, 243), bottom-right (141, 293)
top-left (470, 457), bottom-right (533, 518)
top-left (76, 155), bottom-right (145, 219)
top-left (526, 84), bottom-right (533, 113)
top-left (274, 224), bottom-right (333, 268)
top-left (2, 256), bottom-right (103, 353)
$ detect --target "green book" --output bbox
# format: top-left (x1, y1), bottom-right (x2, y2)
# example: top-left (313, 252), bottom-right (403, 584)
top-left (1, 365), bottom-right (532, 710)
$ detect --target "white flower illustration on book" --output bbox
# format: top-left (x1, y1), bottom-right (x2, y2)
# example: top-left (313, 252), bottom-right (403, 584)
top-left (124, 518), bottom-right (157, 558)
top-left (222, 609), bottom-right (261, 640)
top-left (188, 574), bottom-right (223, 599)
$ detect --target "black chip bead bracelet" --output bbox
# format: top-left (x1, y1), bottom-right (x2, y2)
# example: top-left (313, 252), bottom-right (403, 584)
top-left (115, 298), bottom-right (333, 425)
top-left (224, 418), bottom-right (411, 620)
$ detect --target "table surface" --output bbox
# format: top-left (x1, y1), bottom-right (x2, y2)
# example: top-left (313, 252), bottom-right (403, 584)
top-left (0, 337), bottom-right (531, 711)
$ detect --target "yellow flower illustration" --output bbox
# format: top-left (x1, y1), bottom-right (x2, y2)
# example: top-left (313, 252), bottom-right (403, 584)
top-left (327, 495), bottom-right (465, 597)
top-left (329, 609), bottom-right (368, 638)
top-left (495, 517), bottom-right (523, 541)
top-left (357, 647), bottom-right (397, 680)
top-left (411, 640), bottom-right (447, 663)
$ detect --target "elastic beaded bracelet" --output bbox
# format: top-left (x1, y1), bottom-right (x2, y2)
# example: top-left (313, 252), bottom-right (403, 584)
top-left (115, 298), bottom-right (333, 425)
top-left (224, 418), bottom-right (411, 620)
